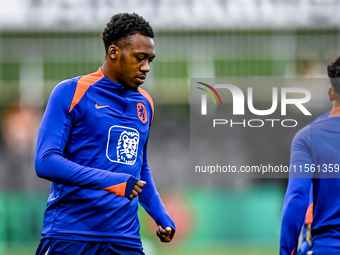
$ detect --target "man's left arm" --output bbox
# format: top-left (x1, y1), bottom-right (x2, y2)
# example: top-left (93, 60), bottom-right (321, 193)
top-left (138, 138), bottom-right (176, 242)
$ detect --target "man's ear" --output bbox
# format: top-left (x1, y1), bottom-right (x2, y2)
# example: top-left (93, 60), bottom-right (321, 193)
top-left (328, 85), bottom-right (335, 101)
top-left (108, 44), bottom-right (118, 60)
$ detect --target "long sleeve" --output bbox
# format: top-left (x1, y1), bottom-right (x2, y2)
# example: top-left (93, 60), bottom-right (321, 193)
top-left (280, 126), bottom-right (314, 255)
top-left (35, 79), bottom-right (137, 197)
top-left (138, 138), bottom-right (176, 237)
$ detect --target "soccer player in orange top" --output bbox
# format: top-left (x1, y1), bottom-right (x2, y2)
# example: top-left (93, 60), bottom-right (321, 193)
top-left (35, 13), bottom-right (175, 255)
top-left (280, 56), bottom-right (340, 255)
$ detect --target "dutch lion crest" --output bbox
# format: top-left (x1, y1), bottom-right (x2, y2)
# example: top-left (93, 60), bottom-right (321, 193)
top-left (116, 130), bottom-right (139, 165)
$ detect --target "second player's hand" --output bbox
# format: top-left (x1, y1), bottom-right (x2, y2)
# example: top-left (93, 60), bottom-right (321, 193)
top-left (305, 223), bottom-right (312, 245)
top-left (129, 180), bottom-right (146, 200)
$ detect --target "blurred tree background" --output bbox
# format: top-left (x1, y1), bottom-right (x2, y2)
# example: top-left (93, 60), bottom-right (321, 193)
top-left (0, 1), bottom-right (339, 254)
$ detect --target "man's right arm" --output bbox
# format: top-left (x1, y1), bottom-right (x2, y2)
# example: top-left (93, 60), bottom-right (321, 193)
top-left (35, 79), bottom-right (138, 198)
top-left (280, 127), bottom-right (314, 255)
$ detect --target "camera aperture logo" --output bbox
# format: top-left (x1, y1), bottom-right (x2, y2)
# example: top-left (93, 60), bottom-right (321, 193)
top-left (196, 82), bottom-right (223, 113)
top-left (196, 82), bottom-right (312, 128)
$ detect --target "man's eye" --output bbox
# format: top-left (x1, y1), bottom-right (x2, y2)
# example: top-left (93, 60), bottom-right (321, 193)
top-left (137, 57), bottom-right (144, 61)
top-left (148, 59), bottom-right (154, 64)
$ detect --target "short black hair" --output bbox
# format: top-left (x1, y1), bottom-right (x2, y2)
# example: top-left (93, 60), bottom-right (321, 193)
top-left (327, 56), bottom-right (340, 94)
top-left (102, 13), bottom-right (154, 53)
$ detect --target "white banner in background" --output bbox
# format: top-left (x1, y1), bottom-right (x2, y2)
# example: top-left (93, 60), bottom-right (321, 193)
top-left (0, 0), bottom-right (340, 31)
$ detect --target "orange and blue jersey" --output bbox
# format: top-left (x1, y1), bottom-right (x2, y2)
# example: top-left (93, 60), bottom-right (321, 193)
top-left (35, 68), bottom-right (175, 245)
top-left (280, 107), bottom-right (340, 255)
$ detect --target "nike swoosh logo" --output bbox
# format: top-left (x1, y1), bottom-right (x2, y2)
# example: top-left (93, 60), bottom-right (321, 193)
top-left (95, 103), bottom-right (110, 109)
top-left (44, 247), bottom-right (51, 255)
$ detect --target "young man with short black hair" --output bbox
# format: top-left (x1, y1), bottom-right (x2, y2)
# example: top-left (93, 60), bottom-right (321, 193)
top-left (35, 13), bottom-right (175, 255)
top-left (280, 56), bottom-right (340, 255)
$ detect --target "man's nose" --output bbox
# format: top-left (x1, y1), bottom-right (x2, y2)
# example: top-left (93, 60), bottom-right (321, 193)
top-left (140, 61), bottom-right (150, 72)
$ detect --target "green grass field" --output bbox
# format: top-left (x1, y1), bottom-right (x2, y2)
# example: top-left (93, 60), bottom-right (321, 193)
top-left (0, 187), bottom-right (282, 255)
top-left (0, 241), bottom-right (278, 255)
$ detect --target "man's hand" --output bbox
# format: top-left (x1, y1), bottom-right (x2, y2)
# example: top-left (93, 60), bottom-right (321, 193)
top-left (305, 223), bottom-right (312, 246)
top-left (156, 225), bottom-right (173, 242)
top-left (129, 180), bottom-right (146, 200)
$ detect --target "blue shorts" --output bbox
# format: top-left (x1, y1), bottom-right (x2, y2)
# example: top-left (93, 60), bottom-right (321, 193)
top-left (35, 238), bottom-right (145, 255)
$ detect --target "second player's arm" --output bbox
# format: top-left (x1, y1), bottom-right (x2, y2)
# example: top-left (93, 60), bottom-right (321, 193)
top-left (280, 126), bottom-right (314, 255)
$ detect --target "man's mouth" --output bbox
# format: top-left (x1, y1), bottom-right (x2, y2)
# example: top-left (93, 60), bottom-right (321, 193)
top-left (136, 74), bottom-right (146, 84)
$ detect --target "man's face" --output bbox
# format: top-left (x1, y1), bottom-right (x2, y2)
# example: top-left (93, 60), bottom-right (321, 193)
top-left (115, 33), bottom-right (155, 89)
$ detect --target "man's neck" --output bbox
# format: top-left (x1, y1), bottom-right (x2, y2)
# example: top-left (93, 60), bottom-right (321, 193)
top-left (101, 60), bottom-right (118, 83)
top-left (334, 97), bottom-right (340, 108)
